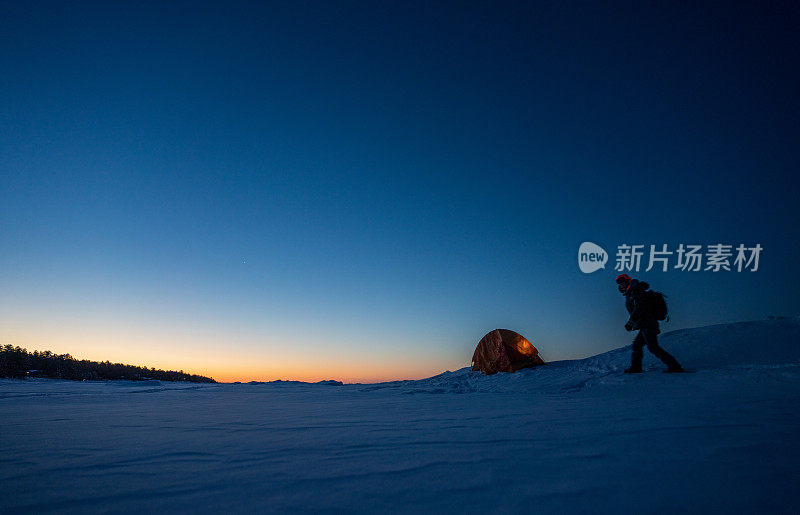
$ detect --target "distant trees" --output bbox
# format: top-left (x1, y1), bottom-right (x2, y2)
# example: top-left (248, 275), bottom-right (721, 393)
top-left (0, 345), bottom-right (215, 383)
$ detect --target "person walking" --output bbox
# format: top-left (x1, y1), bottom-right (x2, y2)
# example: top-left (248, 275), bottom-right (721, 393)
top-left (616, 274), bottom-right (684, 373)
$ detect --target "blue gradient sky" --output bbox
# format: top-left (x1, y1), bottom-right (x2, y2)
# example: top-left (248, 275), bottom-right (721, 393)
top-left (2, 1), bottom-right (799, 382)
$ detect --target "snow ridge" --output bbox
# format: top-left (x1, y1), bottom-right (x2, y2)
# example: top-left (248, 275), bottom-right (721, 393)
top-left (389, 317), bottom-right (800, 395)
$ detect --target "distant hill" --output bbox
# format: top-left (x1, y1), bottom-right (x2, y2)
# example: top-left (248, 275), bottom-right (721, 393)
top-left (0, 345), bottom-right (215, 383)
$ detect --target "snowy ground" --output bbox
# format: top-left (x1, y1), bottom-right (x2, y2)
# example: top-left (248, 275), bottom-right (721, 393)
top-left (3, 318), bottom-right (800, 513)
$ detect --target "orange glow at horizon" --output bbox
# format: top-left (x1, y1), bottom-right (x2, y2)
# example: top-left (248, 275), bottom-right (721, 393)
top-left (1, 318), bottom-right (464, 384)
top-left (0, 343), bottom-right (459, 384)
top-left (206, 360), bottom-right (455, 384)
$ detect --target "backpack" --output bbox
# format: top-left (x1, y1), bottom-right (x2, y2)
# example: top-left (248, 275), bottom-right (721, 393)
top-left (644, 290), bottom-right (669, 321)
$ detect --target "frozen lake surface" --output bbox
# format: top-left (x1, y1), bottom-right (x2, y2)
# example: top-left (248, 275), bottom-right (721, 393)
top-left (3, 318), bottom-right (800, 513)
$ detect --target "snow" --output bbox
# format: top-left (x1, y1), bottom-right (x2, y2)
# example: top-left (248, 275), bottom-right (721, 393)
top-left (2, 318), bottom-right (800, 513)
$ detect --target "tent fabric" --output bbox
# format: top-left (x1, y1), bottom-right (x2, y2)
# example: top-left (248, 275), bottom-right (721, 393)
top-left (471, 329), bottom-right (545, 374)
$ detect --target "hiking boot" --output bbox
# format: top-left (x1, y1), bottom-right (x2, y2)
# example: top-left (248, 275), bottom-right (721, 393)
top-left (624, 367), bottom-right (643, 374)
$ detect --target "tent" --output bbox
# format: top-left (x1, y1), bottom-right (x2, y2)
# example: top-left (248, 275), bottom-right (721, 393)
top-left (471, 329), bottom-right (545, 374)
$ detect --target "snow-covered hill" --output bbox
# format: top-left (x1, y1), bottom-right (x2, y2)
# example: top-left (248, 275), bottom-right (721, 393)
top-left (2, 318), bottom-right (799, 513)
top-left (377, 316), bottom-right (800, 395)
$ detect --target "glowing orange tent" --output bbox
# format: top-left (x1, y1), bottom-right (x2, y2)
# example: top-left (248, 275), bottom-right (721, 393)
top-left (472, 329), bottom-right (545, 374)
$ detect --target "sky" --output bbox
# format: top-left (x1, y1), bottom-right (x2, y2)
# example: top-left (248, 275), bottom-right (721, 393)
top-left (1, 1), bottom-right (799, 383)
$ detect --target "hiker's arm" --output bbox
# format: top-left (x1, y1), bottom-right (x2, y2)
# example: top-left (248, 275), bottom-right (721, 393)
top-left (633, 294), bottom-right (647, 321)
top-left (627, 295), bottom-right (644, 327)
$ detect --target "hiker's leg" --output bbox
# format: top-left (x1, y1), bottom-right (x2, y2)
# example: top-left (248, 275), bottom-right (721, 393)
top-left (630, 331), bottom-right (645, 370)
top-left (642, 328), bottom-right (681, 369)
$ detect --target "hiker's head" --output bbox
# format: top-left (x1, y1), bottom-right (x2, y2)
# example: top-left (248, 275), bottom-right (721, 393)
top-left (616, 274), bottom-right (631, 294)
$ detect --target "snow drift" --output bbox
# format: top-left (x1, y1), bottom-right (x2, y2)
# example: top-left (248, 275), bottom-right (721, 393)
top-left (377, 316), bottom-right (800, 395)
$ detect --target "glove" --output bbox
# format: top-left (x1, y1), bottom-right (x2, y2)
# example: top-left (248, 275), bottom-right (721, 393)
top-left (625, 321), bottom-right (635, 332)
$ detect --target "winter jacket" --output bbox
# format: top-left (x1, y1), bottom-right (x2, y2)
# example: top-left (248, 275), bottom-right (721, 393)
top-left (625, 281), bottom-right (659, 331)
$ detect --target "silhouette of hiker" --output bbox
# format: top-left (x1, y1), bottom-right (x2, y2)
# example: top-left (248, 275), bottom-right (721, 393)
top-left (616, 274), bottom-right (683, 373)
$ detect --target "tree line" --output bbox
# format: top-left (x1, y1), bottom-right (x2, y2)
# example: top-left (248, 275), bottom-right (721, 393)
top-left (0, 345), bottom-right (216, 383)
